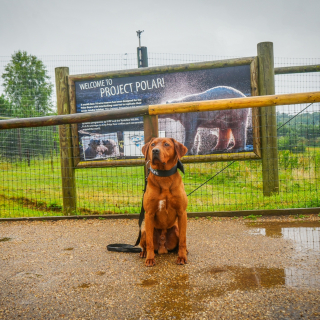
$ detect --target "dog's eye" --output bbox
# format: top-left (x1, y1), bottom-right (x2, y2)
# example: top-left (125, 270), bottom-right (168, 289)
top-left (151, 143), bottom-right (155, 146)
top-left (164, 143), bottom-right (170, 146)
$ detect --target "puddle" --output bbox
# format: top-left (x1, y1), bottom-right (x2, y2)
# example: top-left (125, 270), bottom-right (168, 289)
top-left (140, 279), bottom-right (159, 287)
top-left (141, 267), bottom-right (286, 319)
top-left (142, 274), bottom-right (193, 319)
top-left (141, 263), bottom-right (320, 319)
top-left (207, 266), bottom-right (285, 291)
top-left (247, 221), bottom-right (320, 289)
top-left (207, 267), bottom-right (227, 274)
top-left (246, 221), bottom-right (320, 251)
top-left (77, 283), bottom-right (91, 289)
top-left (139, 221), bottom-right (320, 319)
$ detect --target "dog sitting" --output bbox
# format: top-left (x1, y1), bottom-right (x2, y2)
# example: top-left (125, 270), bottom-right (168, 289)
top-left (84, 139), bottom-right (100, 160)
top-left (139, 137), bottom-right (188, 266)
top-left (102, 139), bottom-right (116, 155)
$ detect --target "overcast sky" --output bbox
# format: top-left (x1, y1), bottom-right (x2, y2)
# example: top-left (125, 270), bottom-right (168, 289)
top-left (1, 0), bottom-right (320, 58)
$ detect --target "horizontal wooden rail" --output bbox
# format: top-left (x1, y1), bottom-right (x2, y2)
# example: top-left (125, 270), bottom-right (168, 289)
top-left (0, 91), bottom-right (320, 130)
top-left (149, 91), bottom-right (320, 115)
top-left (68, 56), bottom-right (255, 81)
top-left (0, 105), bottom-right (149, 130)
top-left (275, 64), bottom-right (320, 75)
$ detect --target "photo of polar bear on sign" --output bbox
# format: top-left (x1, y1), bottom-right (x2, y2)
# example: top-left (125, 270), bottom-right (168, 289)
top-left (159, 86), bottom-right (252, 156)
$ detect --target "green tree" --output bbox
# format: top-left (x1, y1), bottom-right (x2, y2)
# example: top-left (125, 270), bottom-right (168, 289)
top-left (2, 51), bottom-right (53, 117)
top-left (1, 52), bottom-right (56, 160)
top-left (0, 94), bottom-right (13, 117)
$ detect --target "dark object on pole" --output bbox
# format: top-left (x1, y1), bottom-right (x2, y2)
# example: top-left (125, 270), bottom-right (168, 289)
top-left (136, 30), bottom-right (148, 68)
top-left (137, 46), bottom-right (148, 68)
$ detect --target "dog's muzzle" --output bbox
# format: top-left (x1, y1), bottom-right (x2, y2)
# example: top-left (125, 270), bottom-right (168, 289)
top-left (152, 148), bottom-right (161, 164)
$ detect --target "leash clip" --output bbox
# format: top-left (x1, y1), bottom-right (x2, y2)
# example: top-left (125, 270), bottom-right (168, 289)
top-left (145, 160), bottom-right (151, 182)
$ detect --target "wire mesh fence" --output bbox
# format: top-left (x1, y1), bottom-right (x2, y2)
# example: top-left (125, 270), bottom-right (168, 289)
top-left (0, 53), bottom-right (319, 218)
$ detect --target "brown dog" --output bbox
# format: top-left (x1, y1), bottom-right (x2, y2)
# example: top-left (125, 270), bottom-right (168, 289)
top-left (139, 137), bottom-right (188, 266)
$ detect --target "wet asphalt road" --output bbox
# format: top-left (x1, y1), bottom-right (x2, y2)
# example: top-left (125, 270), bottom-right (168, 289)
top-left (0, 215), bottom-right (320, 319)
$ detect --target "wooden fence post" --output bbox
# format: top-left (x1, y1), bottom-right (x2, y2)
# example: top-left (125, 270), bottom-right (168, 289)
top-left (257, 42), bottom-right (279, 196)
top-left (143, 115), bottom-right (158, 175)
top-left (143, 115), bottom-right (158, 143)
top-left (55, 67), bottom-right (77, 214)
top-left (138, 47), bottom-right (156, 175)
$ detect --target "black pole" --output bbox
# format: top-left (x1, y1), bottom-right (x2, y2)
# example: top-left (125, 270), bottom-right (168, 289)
top-left (136, 30), bottom-right (148, 68)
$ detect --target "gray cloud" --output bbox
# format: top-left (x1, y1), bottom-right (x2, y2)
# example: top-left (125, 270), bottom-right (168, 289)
top-left (0, 0), bottom-right (319, 58)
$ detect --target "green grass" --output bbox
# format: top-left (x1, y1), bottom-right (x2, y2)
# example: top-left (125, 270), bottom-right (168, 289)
top-left (294, 214), bottom-right (306, 219)
top-left (0, 149), bottom-right (320, 218)
top-left (242, 215), bottom-right (262, 220)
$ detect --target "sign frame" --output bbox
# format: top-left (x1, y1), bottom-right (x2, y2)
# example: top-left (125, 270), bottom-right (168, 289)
top-left (68, 56), bottom-right (261, 168)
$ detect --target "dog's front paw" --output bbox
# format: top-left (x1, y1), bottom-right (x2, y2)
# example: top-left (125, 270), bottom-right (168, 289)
top-left (145, 258), bottom-right (156, 267)
top-left (176, 256), bottom-right (187, 265)
top-left (139, 251), bottom-right (146, 258)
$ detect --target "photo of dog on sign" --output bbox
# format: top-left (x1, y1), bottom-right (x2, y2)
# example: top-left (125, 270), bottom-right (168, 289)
top-left (81, 133), bottom-right (120, 160)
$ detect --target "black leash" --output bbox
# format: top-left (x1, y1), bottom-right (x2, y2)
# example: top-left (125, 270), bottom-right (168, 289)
top-left (106, 243), bottom-right (142, 253)
top-left (133, 171), bottom-right (149, 247)
top-left (107, 160), bottom-right (184, 253)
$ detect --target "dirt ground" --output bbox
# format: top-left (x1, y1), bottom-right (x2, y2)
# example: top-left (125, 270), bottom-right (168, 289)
top-left (0, 215), bottom-right (320, 320)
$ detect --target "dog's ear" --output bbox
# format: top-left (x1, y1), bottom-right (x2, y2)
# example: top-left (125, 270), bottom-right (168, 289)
top-left (141, 138), bottom-right (155, 160)
top-left (171, 139), bottom-right (188, 159)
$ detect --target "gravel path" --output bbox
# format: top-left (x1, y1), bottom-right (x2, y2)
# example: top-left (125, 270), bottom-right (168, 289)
top-left (0, 216), bottom-right (320, 319)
